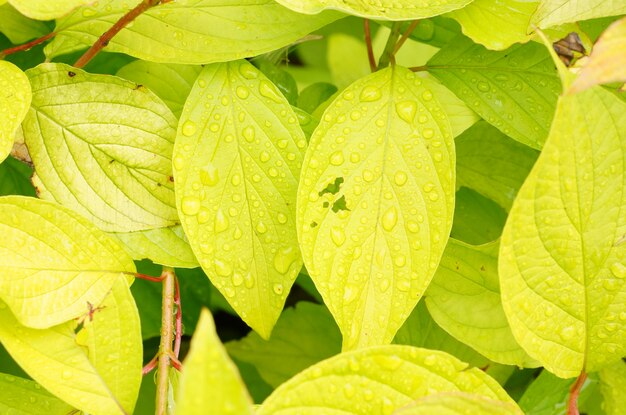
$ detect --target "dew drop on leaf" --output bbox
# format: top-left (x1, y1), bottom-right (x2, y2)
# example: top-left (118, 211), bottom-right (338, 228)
top-left (395, 101), bottom-right (417, 124)
top-left (382, 206), bottom-right (398, 231)
top-left (181, 120), bottom-right (197, 137)
top-left (181, 196), bottom-right (201, 215)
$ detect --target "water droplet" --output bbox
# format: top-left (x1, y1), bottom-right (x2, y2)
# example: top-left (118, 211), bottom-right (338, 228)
top-left (363, 169), bottom-right (375, 182)
top-left (259, 80), bottom-right (282, 103)
top-left (277, 213), bottom-right (288, 224)
top-left (343, 383), bottom-right (356, 398)
top-left (256, 221), bottom-right (268, 234)
top-left (239, 63), bottom-right (258, 79)
top-left (360, 85), bottom-right (381, 102)
top-left (274, 246), bottom-right (297, 274)
top-left (199, 164), bottom-right (219, 186)
top-left (560, 326), bottom-right (575, 340)
top-left (181, 121), bottom-right (197, 137)
top-left (242, 126), bottom-right (255, 142)
top-left (215, 259), bottom-right (233, 277)
top-left (260, 151), bottom-right (271, 162)
top-left (330, 151), bottom-right (344, 166)
top-left (382, 206), bottom-right (398, 231)
top-left (477, 81), bottom-right (490, 92)
top-left (233, 225), bottom-right (243, 240)
top-left (330, 226), bottom-right (345, 246)
top-left (273, 283), bottom-right (284, 295)
top-left (610, 262), bottom-right (626, 279)
top-left (232, 272), bottom-right (243, 286)
top-left (236, 86), bottom-right (249, 99)
top-left (215, 209), bottom-right (229, 233)
top-left (61, 369), bottom-right (72, 379)
top-left (394, 171), bottom-right (407, 186)
top-left (395, 101), bottom-right (417, 124)
top-left (407, 221), bottom-right (420, 233)
top-left (422, 128), bottom-right (434, 139)
top-left (181, 196), bottom-right (201, 216)
top-left (421, 90), bottom-right (433, 101)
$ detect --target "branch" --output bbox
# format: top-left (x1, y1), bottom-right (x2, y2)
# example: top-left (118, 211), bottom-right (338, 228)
top-left (364, 19), bottom-right (376, 72)
top-left (0, 32), bottom-right (56, 59)
top-left (173, 276), bottom-right (182, 358)
top-left (393, 21), bottom-right (419, 55)
top-left (567, 372), bottom-right (587, 415)
top-left (377, 22), bottom-right (403, 69)
top-left (155, 267), bottom-right (176, 415)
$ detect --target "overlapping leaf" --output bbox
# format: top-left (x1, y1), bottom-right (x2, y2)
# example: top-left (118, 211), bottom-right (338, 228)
top-left (599, 360), bottom-right (626, 415)
top-left (257, 345), bottom-right (515, 414)
top-left (428, 36), bottom-right (560, 149)
top-left (23, 63), bottom-right (178, 232)
top-left (0, 196), bottom-right (136, 328)
top-left (45, 0), bottom-right (342, 64)
top-left (394, 392), bottom-right (524, 415)
top-left (0, 3), bottom-right (48, 43)
top-left (298, 66), bottom-right (456, 350)
top-left (0, 373), bottom-right (74, 415)
top-left (0, 157), bottom-right (35, 197)
top-left (0, 61), bottom-right (31, 164)
top-left (8, 0), bottom-right (91, 19)
top-left (533, 0), bottom-right (626, 28)
top-left (174, 60), bottom-right (305, 339)
top-left (499, 86), bottom-right (626, 378)
top-left (450, 188), bottom-right (507, 245)
top-left (176, 309), bottom-right (254, 415)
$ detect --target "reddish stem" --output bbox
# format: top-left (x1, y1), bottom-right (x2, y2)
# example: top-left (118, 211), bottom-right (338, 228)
top-left (142, 355), bottom-right (158, 375)
top-left (394, 20), bottom-right (419, 55)
top-left (169, 353), bottom-right (182, 371)
top-left (409, 65), bottom-right (428, 72)
top-left (134, 272), bottom-right (166, 282)
top-left (173, 276), bottom-right (182, 358)
top-left (74, 0), bottom-right (161, 68)
top-left (0, 32), bottom-right (56, 58)
top-left (567, 372), bottom-right (587, 415)
top-left (364, 19), bottom-right (376, 72)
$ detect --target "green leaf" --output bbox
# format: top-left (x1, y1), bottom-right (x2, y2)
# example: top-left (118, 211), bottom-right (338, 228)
top-left (298, 82), bottom-right (338, 114)
top-left (533, 0), bottom-right (626, 28)
top-left (274, 0), bottom-right (474, 21)
top-left (394, 301), bottom-right (489, 368)
top-left (0, 196), bottom-right (136, 328)
top-left (450, 187), bottom-right (507, 245)
top-left (0, 373), bottom-right (74, 415)
top-left (570, 16), bottom-right (626, 94)
top-left (0, 277), bottom-right (141, 415)
top-left (446, 0), bottom-right (538, 50)
top-left (227, 302), bottom-right (342, 388)
top-left (327, 33), bottom-right (371, 89)
top-left (395, 17), bottom-right (462, 49)
top-left (174, 60), bottom-right (305, 339)
top-left (112, 226), bottom-right (199, 269)
top-left (23, 63), bottom-right (179, 232)
top-left (518, 370), bottom-right (597, 414)
top-left (394, 392), bottom-right (524, 415)
top-left (456, 121), bottom-right (539, 211)
top-left (116, 61), bottom-right (202, 118)
top-left (499, 87), bottom-right (626, 378)
top-left (45, 0), bottom-right (341, 64)
top-left (253, 58), bottom-right (299, 106)
top-left (297, 66), bottom-right (456, 350)
top-left (176, 309), bottom-right (254, 415)
top-left (257, 345), bottom-right (515, 414)
top-left (0, 61), bottom-right (30, 164)
top-left (425, 239), bottom-right (538, 367)
top-left (599, 360), bottom-right (626, 415)
top-left (0, 157), bottom-right (35, 197)
top-left (0, 3), bottom-right (48, 44)
top-left (428, 36), bottom-right (561, 149)
top-left (8, 0), bottom-right (91, 20)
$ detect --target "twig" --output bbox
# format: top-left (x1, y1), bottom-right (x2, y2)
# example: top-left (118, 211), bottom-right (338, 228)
top-left (0, 32), bottom-right (56, 59)
top-left (364, 19), bottom-right (376, 72)
top-left (393, 21), bottom-right (419, 55)
top-left (409, 65), bottom-right (428, 72)
top-left (142, 355), bottom-right (158, 376)
top-left (567, 372), bottom-right (587, 415)
top-left (133, 272), bottom-right (166, 282)
top-left (173, 276), bottom-right (182, 358)
top-left (378, 22), bottom-right (403, 69)
top-left (155, 267), bottom-right (176, 415)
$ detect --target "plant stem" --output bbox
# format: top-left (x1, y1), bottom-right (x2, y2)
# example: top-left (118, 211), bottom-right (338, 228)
top-left (0, 32), bottom-right (56, 59)
top-left (377, 22), bottom-right (403, 69)
top-left (173, 276), bottom-right (182, 358)
top-left (155, 267), bottom-right (176, 415)
top-left (567, 372), bottom-right (587, 415)
top-left (74, 0), bottom-right (162, 68)
top-left (363, 19), bottom-right (376, 72)
top-left (393, 21), bottom-right (419, 55)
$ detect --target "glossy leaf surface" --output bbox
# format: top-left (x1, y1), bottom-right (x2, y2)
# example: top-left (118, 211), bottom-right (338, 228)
top-left (394, 392), bottom-right (524, 415)
top-left (533, 0), bottom-right (626, 28)
top-left (8, 0), bottom-right (91, 19)
top-left (0, 61), bottom-right (31, 164)
top-left (599, 360), bottom-right (626, 415)
top-left (0, 373), bottom-right (74, 415)
top-left (0, 3), bottom-right (48, 43)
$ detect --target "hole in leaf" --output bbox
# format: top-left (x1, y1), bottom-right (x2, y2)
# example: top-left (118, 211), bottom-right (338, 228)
top-left (319, 177), bottom-right (344, 196)
top-left (331, 195), bottom-right (349, 213)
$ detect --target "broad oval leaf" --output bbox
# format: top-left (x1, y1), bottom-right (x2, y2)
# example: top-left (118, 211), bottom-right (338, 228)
top-left (0, 3), bottom-right (48, 44)
top-left (174, 60), bottom-right (305, 339)
top-left (428, 36), bottom-right (561, 149)
top-left (451, 187), bottom-right (507, 245)
top-left (23, 63), bottom-right (179, 232)
top-left (297, 66), bottom-right (456, 350)
top-left (257, 345), bottom-right (514, 414)
top-left (599, 360), bottom-right (626, 415)
top-left (0, 277), bottom-right (141, 415)
top-left (0, 373), bottom-right (74, 415)
top-left (533, 0), bottom-right (626, 29)
top-left (570, 16), bottom-right (626, 94)
top-left (0, 196), bottom-right (136, 328)
top-left (8, 0), bottom-right (91, 19)
top-left (499, 86), bottom-right (626, 378)
top-left (274, 0), bottom-right (474, 21)
top-left (394, 392), bottom-right (524, 415)
top-left (0, 61), bottom-right (31, 164)
top-left (176, 309), bottom-right (253, 415)
top-left (45, 0), bottom-right (341, 64)
top-left (425, 239), bottom-right (538, 367)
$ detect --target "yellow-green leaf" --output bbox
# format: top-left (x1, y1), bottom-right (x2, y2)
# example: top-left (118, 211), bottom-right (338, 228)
top-left (274, 0), bottom-right (474, 21)
top-left (112, 226), bottom-right (199, 269)
top-left (8, 0), bottom-right (91, 20)
top-left (0, 373), bottom-right (74, 415)
top-left (0, 3), bottom-right (48, 44)
top-left (176, 309), bottom-right (254, 415)
top-left (0, 196), bottom-right (136, 328)
top-left (533, 0), bottom-right (626, 28)
top-left (23, 63), bottom-right (178, 232)
top-left (0, 61), bottom-right (31, 164)
top-left (174, 60), bottom-right (305, 339)
top-left (45, 0), bottom-right (341, 64)
top-left (297, 66), bottom-right (455, 350)
top-left (599, 360), bottom-right (626, 415)
top-left (394, 392), bottom-right (524, 415)
top-left (570, 16), bottom-right (626, 94)
top-left (257, 345), bottom-right (514, 415)
top-left (499, 86), bottom-right (626, 378)
top-left (0, 277), bottom-right (141, 415)
top-left (425, 239), bottom-right (538, 367)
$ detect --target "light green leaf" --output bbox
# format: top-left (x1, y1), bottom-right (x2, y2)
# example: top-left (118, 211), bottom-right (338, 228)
top-left (0, 278), bottom-right (141, 415)
top-left (570, 16), bottom-right (626, 94)
top-left (116, 61), bottom-right (202, 118)
top-left (0, 3), bottom-right (48, 44)
top-left (424, 74), bottom-right (479, 137)
top-left (428, 36), bottom-right (561, 149)
top-left (533, 0), bottom-right (626, 29)
top-left (298, 82), bottom-right (338, 114)
top-left (176, 309), bottom-right (254, 415)
top-left (8, 0), bottom-right (91, 20)
top-left (518, 370), bottom-right (597, 415)
top-left (0, 373), bottom-right (74, 415)
top-left (327, 33), bottom-right (371, 89)
top-left (227, 302), bottom-right (342, 388)
top-left (274, 0), bottom-right (474, 21)
top-left (0, 196), bottom-right (136, 328)
top-left (0, 157), bottom-right (35, 197)
top-left (23, 63), bottom-right (179, 232)
top-left (257, 345), bottom-right (515, 414)
top-left (456, 121), bottom-right (539, 211)
top-left (450, 187), bottom-right (507, 245)
top-left (0, 61), bottom-right (31, 164)
top-left (112, 226), bottom-right (199, 269)
top-left (45, 0), bottom-right (342, 64)
top-left (599, 360), bottom-right (626, 415)
top-left (394, 392), bottom-right (524, 415)
top-left (394, 301), bottom-right (489, 368)
top-left (499, 86), bottom-right (626, 378)
top-left (426, 239), bottom-right (538, 367)
top-left (174, 60), bottom-right (305, 339)
top-left (297, 66), bottom-right (455, 350)
top-left (446, 0), bottom-right (538, 50)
